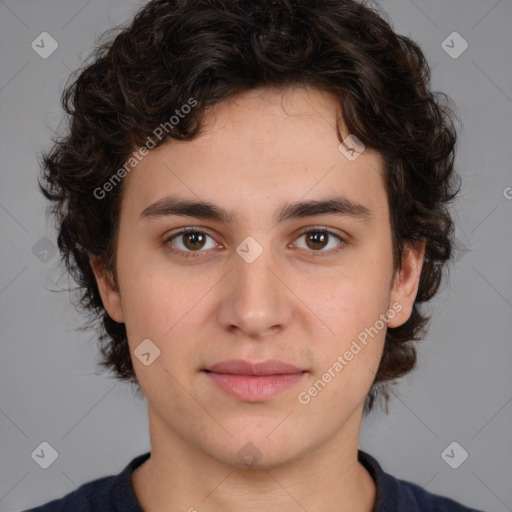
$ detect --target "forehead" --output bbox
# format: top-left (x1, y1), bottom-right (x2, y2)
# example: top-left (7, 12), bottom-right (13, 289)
top-left (119, 86), bottom-right (387, 226)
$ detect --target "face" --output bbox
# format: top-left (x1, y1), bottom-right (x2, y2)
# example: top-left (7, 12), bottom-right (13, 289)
top-left (92, 86), bottom-right (424, 469)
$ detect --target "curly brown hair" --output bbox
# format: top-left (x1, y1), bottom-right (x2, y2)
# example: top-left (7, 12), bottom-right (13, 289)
top-left (39, 0), bottom-right (460, 414)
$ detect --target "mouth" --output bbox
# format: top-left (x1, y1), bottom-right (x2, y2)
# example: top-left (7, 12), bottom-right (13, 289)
top-left (202, 359), bottom-right (307, 402)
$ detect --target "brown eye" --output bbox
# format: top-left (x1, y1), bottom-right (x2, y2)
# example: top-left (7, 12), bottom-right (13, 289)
top-left (166, 229), bottom-right (218, 256)
top-left (182, 231), bottom-right (207, 251)
top-left (305, 231), bottom-right (329, 250)
top-left (294, 229), bottom-right (344, 254)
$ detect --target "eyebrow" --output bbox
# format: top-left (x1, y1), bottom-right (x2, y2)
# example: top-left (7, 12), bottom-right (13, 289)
top-left (139, 194), bottom-right (372, 225)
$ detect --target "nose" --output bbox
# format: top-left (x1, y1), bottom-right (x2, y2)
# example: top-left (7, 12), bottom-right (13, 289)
top-left (216, 242), bottom-right (294, 340)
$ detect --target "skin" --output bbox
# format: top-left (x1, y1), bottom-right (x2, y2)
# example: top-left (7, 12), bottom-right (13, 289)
top-left (91, 86), bottom-right (425, 512)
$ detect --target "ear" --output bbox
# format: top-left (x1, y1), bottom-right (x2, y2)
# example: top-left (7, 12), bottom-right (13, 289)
top-left (89, 254), bottom-right (124, 323)
top-left (387, 239), bottom-right (426, 328)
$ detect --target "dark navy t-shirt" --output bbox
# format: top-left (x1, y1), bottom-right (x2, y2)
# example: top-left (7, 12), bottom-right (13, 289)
top-left (25, 450), bottom-right (484, 511)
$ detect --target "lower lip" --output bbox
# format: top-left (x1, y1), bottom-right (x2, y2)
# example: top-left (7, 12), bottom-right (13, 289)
top-left (204, 372), bottom-right (305, 401)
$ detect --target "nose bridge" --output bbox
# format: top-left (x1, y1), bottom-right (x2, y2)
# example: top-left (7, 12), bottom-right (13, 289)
top-left (219, 235), bottom-right (292, 337)
top-left (237, 241), bottom-right (276, 295)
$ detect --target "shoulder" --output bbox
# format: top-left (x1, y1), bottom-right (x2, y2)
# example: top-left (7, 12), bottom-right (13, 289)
top-left (24, 474), bottom-right (119, 512)
top-left (358, 450), bottom-right (485, 512)
top-left (396, 478), bottom-right (484, 512)
top-left (24, 452), bottom-right (150, 512)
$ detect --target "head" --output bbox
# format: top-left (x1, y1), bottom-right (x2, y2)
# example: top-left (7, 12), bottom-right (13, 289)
top-left (40, 0), bottom-right (459, 467)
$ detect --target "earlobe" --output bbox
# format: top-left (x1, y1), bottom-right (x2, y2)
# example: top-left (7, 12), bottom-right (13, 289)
top-left (89, 254), bottom-right (124, 323)
top-left (387, 239), bottom-right (426, 328)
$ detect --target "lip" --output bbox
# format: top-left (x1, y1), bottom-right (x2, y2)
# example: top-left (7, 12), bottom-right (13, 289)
top-left (203, 359), bottom-right (306, 402)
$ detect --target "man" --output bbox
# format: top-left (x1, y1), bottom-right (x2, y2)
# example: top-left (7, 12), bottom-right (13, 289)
top-left (28, 0), bottom-right (482, 510)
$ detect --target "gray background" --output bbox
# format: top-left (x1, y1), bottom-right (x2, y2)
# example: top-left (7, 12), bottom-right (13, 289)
top-left (0, 0), bottom-right (511, 511)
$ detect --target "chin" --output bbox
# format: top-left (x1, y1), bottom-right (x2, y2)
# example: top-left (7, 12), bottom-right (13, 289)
top-left (202, 428), bottom-right (311, 471)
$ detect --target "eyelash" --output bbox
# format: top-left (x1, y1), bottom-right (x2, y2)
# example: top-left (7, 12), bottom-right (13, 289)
top-left (163, 226), bottom-right (347, 259)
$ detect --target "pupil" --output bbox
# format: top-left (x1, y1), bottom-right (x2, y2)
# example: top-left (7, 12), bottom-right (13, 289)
top-left (185, 232), bottom-right (204, 250)
top-left (308, 231), bottom-right (327, 250)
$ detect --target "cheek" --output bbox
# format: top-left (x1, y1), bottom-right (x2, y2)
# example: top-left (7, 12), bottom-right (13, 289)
top-left (121, 273), bottom-right (171, 339)
top-left (117, 239), bottom-right (192, 337)
top-left (299, 303), bottom-right (387, 415)
top-left (309, 265), bottom-right (393, 345)
top-left (120, 268), bottom-right (196, 400)
top-left (117, 252), bottom-right (215, 372)
top-left (299, 242), bottom-right (393, 386)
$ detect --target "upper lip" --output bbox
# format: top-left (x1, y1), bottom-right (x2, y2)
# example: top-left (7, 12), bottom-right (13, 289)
top-left (204, 359), bottom-right (304, 376)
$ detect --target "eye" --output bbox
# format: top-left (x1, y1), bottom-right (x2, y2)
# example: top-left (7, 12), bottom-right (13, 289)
top-left (293, 228), bottom-right (345, 255)
top-left (164, 226), bottom-right (346, 259)
top-left (165, 228), bottom-right (219, 257)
